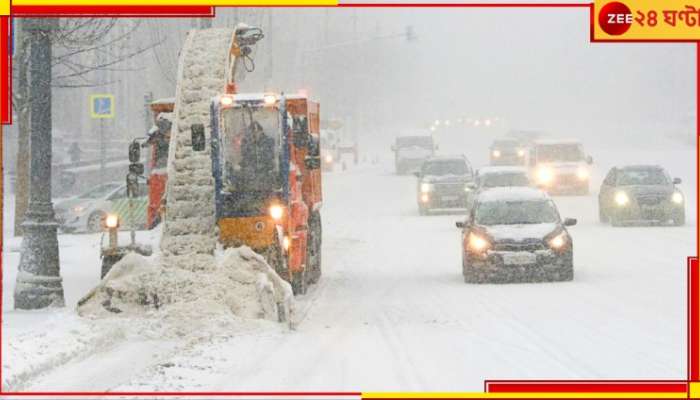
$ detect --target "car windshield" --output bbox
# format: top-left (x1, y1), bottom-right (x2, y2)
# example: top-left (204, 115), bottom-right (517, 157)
top-left (481, 173), bottom-right (530, 188)
top-left (617, 169), bottom-right (669, 186)
top-left (397, 136), bottom-right (433, 149)
top-left (475, 200), bottom-right (559, 225)
top-left (537, 144), bottom-right (584, 162)
top-left (422, 160), bottom-right (467, 176)
top-left (78, 183), bottom-right (121, 199)
top-left (492, 140), bottom-right (518, 150)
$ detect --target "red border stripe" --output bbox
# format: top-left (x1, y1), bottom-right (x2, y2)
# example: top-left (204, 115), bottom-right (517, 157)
top-left (690, 258), bottom-right (699, 381)
top-left (1, 17), bottom-right (9, 125)
top-left (11, 5), bottom-right (215, 17)
top-left (485, 381), bottom-right (688, 393)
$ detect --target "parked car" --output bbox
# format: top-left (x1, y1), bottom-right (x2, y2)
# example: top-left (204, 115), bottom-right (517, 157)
top-left (598, 165), bottom-right (685, 226)
top-left (415, 155), bottom-right (474, 215)
top-left (55, 181), bottom-right (149, 233)
top-left (456, 187), bottom-right (576, 283)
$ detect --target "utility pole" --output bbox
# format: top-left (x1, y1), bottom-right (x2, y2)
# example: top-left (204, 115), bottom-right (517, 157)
top-left (15, 18), bottom-right (65, 310)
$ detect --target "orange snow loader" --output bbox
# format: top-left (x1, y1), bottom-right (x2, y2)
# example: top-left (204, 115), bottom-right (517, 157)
top-left (206, 92), bottom-right (323, 295)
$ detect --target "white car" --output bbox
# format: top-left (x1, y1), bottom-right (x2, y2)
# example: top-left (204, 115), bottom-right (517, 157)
top-left (54, 182), bottom-right (149, 233)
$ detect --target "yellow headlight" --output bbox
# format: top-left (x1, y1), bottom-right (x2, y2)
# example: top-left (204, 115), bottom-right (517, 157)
top-left (492, 150), bottom-right (501, 158)
top-left (420, 193), bottom-right (430, 203)
top-left (614, 191), bottom-right (629, 206)
top-left (517, 149), bottom-right (525, 157)
top-left (468, 233), bottom-right (490, 252)
top-left (105, 213), bottom-right (119, 229)
top-left (325, 154), bottom-right (333, 163)
top-left (672, 192), bottom-right (683, 204)
top-left (537, 167), bottom-right (553, 184)
top-left (420, 183), bottom-right (434, 193)
top-left (576, 167), bottom-right (589, 180)
top-left (548, 231), bottom-right (568, 249)
top-left (269, 205), bottom-right (284, 220)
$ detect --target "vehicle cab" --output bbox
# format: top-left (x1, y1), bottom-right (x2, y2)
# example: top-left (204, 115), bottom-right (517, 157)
top-left (414, 155), bottom-right (473, 215)
top-left (392, 135), bottom-right (436, 175)
top-left (530, 139), bottom-right (593, 195)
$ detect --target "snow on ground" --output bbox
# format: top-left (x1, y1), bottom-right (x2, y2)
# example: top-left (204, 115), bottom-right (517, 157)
top-left (1, 141), bottom-right (693, 391)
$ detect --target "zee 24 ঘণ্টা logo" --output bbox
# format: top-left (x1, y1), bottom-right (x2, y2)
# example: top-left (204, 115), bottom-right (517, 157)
top-left (598, 1), bottom-right (700, 38)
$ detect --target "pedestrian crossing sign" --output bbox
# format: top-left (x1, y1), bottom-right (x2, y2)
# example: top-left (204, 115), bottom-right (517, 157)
top-left (90, 94), bottom-right (114, 119)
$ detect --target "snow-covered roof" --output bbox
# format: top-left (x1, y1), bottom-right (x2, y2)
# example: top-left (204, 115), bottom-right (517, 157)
top-left (426, 155), bottom-right (465, 162)
top-left (477, 166), bottom-right (528, 175)
top-left (534, 138), bottom-right (583, 145)
top-left (151, 97), bottom-right (175, 105)
top-left (476, 187), bottom-right (549, 203)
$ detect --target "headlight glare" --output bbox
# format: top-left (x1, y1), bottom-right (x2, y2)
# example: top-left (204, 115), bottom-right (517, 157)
top-left (614, 191), bottom-right (629, 206)
top-left (548, 231), bottom-right (568, 250)
top-left (672, 192), bottom-right (683, 204)
top-left (104, 213), bottom-right (119, 229)
top-left (467, 232), bottom-right (490, 252)
top-left (537, 167), bottom-right (553, 184)
top-left (420, 183), bottom-right (434, 193)
top-left (576, 167), bottom-right (589, 180)
top-left (492, 150), bottom-right (501, 158)
top-left (269, 204), bottom-right (284, 220)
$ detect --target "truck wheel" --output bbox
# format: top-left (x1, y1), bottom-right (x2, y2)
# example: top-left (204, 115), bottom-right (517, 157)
top-left (292, 269), bottom-right (307, 295)
top-left (306, 212), bottom-right (322, 284)
top-left (87, 211), bottom-right (105, 233)
top-left (598, 206), bottom-right (609, 223)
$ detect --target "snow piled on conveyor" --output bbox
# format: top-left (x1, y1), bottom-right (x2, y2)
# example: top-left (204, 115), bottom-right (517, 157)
top-left (77, 28), bottom-right (293, 326)
top-left (78, 246), bottom-right (293, 324)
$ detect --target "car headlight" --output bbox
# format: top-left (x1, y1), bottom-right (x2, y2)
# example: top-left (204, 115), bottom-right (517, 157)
top-left (537, 167), bottom-right (553, 184)
top-left (492, 150), bottom-right (501, 158)
top-left (576, 167), bottom-right (589, 180)
top-left (104, 213), bottom-right (119, 229)
top-left (324, 154), bottom-right (333, 163)
top-left (420, 183), bottom-right (434, 193)
top-left (72, 205), bottom-right (85, 214)
top-left (467, 232), bottom-right (491, 253)
top-left (614, 191), bottom-right (629, 206)
top-left (517, 149), bottom-right (525, 157)
top-left (672, 191), bottom-right (683, 204)
top-left (269, 204), bottom-right (284, 220)
top-left (548, 231), bottom-right (568, 250)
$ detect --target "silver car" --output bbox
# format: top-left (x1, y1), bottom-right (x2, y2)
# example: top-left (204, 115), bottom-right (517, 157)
top-left (54, 182), bottom-right (149, 233)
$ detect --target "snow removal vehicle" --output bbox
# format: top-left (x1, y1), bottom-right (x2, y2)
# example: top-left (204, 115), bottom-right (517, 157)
top-left (456, 187), bottom-right (576, 283)
top-left (392, 135), bottom-right (436, 175)
top-left (208, 92), bottom-right (323, 295)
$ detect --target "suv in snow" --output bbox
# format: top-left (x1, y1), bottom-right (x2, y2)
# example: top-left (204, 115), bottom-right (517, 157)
top-left (456, 187), bottom-right (577, 283)
top-left (489, 138), bottom-right (527, 166)
top-left (392, 135), bottom-right (436, 175)
top-left (415, 156), bottom-right (474, 215)
top-left (530, 139), bottom-right (593, 195)
top-left (598, 165), bottom-right (685, 226)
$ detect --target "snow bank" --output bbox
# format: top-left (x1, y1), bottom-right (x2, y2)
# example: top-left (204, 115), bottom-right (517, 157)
top-left (77, 247), bottom-right (293, 326)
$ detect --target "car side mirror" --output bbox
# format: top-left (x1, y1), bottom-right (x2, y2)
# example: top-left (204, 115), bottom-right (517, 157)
top-left (563, 218), bottom-right (577, 226)
top-left (673, 177), bottom-right (682, 185)
top-left (586, 156), bottom-right (593, 165)
top-left (128, 141), bottom-right (141, 163)
top-left (191, 123), bottom-right (206, 152)
top-left (455, 221), bottom-right (464, 228)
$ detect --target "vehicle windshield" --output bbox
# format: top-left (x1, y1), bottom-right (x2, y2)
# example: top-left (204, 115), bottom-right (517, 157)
top-left (481, 173), bottom-right (530, 188)
top-left (536, 143), bottom-right (584, 162)
top-left (492, 140), bottom-right (519, 150)
top-left (617, 169), bottom-right (669, 186)
top-left (422, 160), bottom-right (467, 176)
top-left (397, 136), bottom-right (433, 149)
top-left (221, 105), bottom-right (281, 195)
top-left (78, 183), bottom-right (121, 199)
top-left (475, 200), bottom-right (559, 225)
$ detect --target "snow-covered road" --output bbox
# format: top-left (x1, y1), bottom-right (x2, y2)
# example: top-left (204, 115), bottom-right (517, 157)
top-left (2, 144), bottom-right (693, 392)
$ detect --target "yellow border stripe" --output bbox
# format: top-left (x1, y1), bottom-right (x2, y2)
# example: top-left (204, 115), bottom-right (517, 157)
top-left (13, 0), bottom-right (337, 5)
top-left (363, 392), bottom-right (688, 399)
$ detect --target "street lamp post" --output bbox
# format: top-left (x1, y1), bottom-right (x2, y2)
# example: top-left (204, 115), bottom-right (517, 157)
top-left (14, 18), bottom-right (65, 310)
